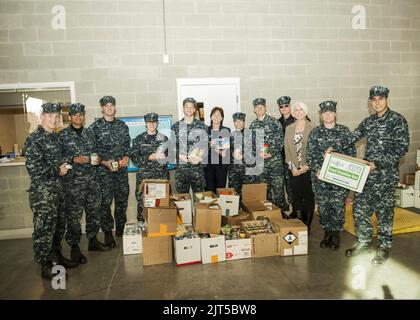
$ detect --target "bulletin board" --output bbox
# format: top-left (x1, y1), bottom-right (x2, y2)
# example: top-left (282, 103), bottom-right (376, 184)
top-left (117, 115), bottom-right (174, 172)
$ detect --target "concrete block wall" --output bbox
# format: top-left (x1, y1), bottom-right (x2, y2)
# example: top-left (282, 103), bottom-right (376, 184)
top-left (1, 0), bottom-right (420, 233)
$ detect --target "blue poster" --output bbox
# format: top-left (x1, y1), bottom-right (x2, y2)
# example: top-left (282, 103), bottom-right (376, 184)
top-left (117, 115), bottom-right (174, 172)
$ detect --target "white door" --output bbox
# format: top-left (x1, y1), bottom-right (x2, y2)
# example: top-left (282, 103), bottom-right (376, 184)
top-left (176, 78), bottom-right (240, 130)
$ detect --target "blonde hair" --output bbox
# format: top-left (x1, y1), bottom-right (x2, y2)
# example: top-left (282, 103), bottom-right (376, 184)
top-left (291, 101), bottom-right (308, 117)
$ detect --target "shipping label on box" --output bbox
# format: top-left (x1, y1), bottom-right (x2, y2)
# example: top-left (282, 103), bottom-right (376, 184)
top-left (319, 153), bottom-right (370, 193)
top-left (144, 207), bottom-right (177, 237)
top-left (172, 193), bottom-right (193, 225)
top-left (141, 179), bottom-right (170, 208)
top-left (173, 237), bottom-right (201, 266)
top-left (123, 222), bottom-right (142, 255)
top-left (278, 219), bottom-right (308, 256)
top-left (142, 233), bottom-right (173, 266)
top-left (225, 238), bottom-right (252, 260)
top-left (395, 188), bottom-right (414, 208)
top-left (201, 235), bottom-right (226, 264)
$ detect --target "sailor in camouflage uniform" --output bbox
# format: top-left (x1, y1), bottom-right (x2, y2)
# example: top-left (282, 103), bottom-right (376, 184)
top-left (58, 103), bottom-right (110, 264)
top-left (344, 86), bottom-right (410, 265)
top-left (24, 102), bottom-right (78, 280)
top-left (170, 97), bottom-right (207, 193)
top-left (228, 112), bottom-right (247, 198)
top-left (307, 101), bottom-right (356, 250)
top-left (130, 113), bottom-right (169, 221)
top-left (247, 98), bottom-right (288, 212)
top-left (277, 96), bottom-right (295, 212)
top-left (88, 96), bottom-right (131, 248)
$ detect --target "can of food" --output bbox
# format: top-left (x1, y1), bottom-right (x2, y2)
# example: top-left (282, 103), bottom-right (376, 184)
top-left (111, 160), bottom-right (119, 171)
top-left (263, 143), bottom-right (270, 155)
top-left (90, 153), bottom-right (99, 166)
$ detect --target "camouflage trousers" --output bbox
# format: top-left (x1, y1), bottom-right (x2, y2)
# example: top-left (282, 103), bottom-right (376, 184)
top-left (98, 168), bottom-right (129, 232)
top-left (175, 164), bottom-right (205, 194)
top-left (353, 174), bottom-right (395, 249)
top-left (63, 177), bottom-right (101, 246)
top-left (312, 176), bottom-right (349, 231)
top-left (29, 183), bottom-right (65, 265)
top-left (228, 164), bottom-right (247, 200)
top-left (247, 161), bottom-right (288, 210)
top-left (135, 170), bottom-right (170, 221)
top-left (284, 163), bottom-right (293, 205)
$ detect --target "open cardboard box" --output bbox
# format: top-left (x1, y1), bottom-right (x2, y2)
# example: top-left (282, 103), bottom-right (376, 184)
top-left (217, 188), bottom-right (240, 217)
top-left (242, 183), bottom-right (282, 224)
top-left (241, 220), bottom-right (280, 258)
top-left (171, 193), bottom-right (193, 225)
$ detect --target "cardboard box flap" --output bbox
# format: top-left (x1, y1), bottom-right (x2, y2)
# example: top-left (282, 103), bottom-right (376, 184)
top-left (195, 199), bottom-right (221, 210)
top-left (242, 183), bottom-right (267, 201)
top-left (242, 201), bottom-right (268, 212)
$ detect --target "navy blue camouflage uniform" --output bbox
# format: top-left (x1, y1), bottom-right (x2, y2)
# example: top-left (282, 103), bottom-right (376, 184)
top-left (307, 102), bottom-right (356, 232)
top-left (58, 109), bottom-right (101, 245)
top-left (130, 113), bottom-right (169, 221)
top-left (88, 116), bottom-right (131, 233)
top-left (349, 106), bottom-right (409, 249)
top-left (24, 104), bottom-right (66, 266)
top-left (247, 98), bottom-right (288, 210)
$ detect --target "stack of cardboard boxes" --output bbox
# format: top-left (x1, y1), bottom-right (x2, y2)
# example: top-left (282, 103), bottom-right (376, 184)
top-left (395, 150), bottom-right (420, 209)
top-left (123, 180), bottom-right (308, 267)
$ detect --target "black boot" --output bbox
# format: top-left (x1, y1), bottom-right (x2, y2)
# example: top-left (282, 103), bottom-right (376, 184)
top-left (330, 231), bottom-right (340, 250)
top-left (89, 237), bottom-right (111, 251)
top-left (52, 251), bottom-right (79, 269)
top-left (41, 261), bottom-right (54, 281)
top-left (71, 245), bottom-right (87, 264)
top-left (371, 248), bottom-right (390, 265)
top-left (320, 230), bottom-right (332, 248)
top-left (115, 226), bottom-right (124, 237)
top-left (104, 231), bottom-right (116, 248)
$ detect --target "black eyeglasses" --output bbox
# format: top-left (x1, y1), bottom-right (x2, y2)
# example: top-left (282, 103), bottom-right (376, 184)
top-left (279, 105), bottom-right (289, 109)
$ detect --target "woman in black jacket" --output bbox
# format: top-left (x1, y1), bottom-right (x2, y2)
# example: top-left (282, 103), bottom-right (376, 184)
top-left (204, 107), bottom-right (231, 193)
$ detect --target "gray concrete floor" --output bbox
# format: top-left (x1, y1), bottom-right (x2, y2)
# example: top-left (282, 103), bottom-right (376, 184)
top-left (0, 215), bottom-right (419, 300)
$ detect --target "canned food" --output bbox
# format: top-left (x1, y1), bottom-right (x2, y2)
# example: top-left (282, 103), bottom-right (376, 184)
top-left (111, 161), bottom-right (119, 170)
top-left (263, 143), bottom-right (270, 155)
top-left (90, 153), bottom-right (99, 166)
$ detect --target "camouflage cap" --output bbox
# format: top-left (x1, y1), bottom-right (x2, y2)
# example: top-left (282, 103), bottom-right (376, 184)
top-left (42, 102), bottom-right (61, 114)
top-left (252, 98), bottom-right (266, 107)
top-left (277, 96), bottom-right (291, 106)
top-left (99, 95), bottom-right (116, 106)
top-left (182, 97), bottom-right (196, 106)
top-left (319, 100), bottom-right (337, 113)
top-left (68, 103), bottom-right (85, 115)
top-left (369, 85), bottom-right (389, 98)
top-left (232, 112), bottom-right (246, 121)
top-left (144, 112), bottom-right (159, 122)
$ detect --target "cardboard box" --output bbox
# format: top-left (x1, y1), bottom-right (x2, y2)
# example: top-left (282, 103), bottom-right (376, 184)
top-left (278, 219), bottom-right (308, 256)
top-left (142, 233), bottom-right (172, 266)
top-left (395, 187), bottom-right (415, 208)
top-left (225, 238), bottom-right (252, 261)
top-left (194, 201), bottom-right (222, 234)
top-left (123, 222), bottom-right (142, 255)
top-left (141, 179), bottom-right (171, 208)
top-left (217, 188), bottom-right (240, 217)
top-left (172, 193), bottom-right (193, 225)
top-left (242, 183), bottom-right (282, 223)
top-left (415, 189), bottom-right (420, 209)
top-left (221, 211), bottom-right (251, 227)
top-left (173, 237), bottom-right (201, 266)
top-left (242, 220), bottom-right (280, 258)
top-left (416, 149), bottom-right (420, 167)
top-left (201, 235), bottom-right (226, 264)
top-left (319, 153), bottom-right (370, 193)
top-left (403, 173), bottom-right (415, 186)
top-left (144, 207), bottom-right (177, 237)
